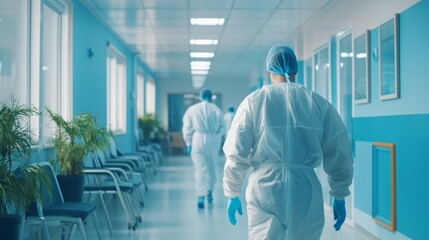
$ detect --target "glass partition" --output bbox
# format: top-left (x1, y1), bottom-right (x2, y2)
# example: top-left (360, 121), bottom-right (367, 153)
top-left (354, 31), bottom-right (370, 104)
top-left (379, 15), bottom-right (399, 100)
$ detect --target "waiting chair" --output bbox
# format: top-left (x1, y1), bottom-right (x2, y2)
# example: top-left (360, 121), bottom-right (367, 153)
top-left (83, 152), bottom-right (142, 231)
top-left (27, 162), bottom-right (103, 240)
top-left (104, 140), bottom-right (153, 191)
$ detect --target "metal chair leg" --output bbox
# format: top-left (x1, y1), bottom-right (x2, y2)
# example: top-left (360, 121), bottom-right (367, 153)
top-left (77, 219), bottom-right (88, 240)
top-left (99, 192), bottom-right (113, 236)
top-left (92, 211), bottom-right (103, 240)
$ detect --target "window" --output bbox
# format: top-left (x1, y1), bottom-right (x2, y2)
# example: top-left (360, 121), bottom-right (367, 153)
top-left (0, 0), bottom-right (71, 145)
top-left (40, 4), bottom-right (61, 141)
top-left (145, 77), bottom-right (156, 115)
top-left (136, 67), bottom-right (145, 118)
top-left (29, 0), bottom-right (72, 145)
top-left (0, 0), bottom-right (29, 104)
top-left (313, 45), bottom-right (331, 102)
top-left (107, 45), bottom-right (127, 133)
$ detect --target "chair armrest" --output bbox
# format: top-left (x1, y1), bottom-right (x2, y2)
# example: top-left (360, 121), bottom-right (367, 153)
top-left (105, 157), bottom-right (137, 168)
top-left (101, 162), bottom-right (134, 172)
top-left (82, 168), bottom-right (122, 187)
top-left (103, 167), bottom-right (130, 181)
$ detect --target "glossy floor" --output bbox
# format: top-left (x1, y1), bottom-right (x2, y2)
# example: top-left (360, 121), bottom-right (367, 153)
top-left (29, 155), bottom-right (378, 239)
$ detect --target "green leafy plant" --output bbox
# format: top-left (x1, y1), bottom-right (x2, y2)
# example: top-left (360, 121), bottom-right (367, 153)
top-left (0, 97), bottom-right (51, 216)
top-left (138, 114), bottom-right (166, 143)
top-left (47, 109), bottom-right (113, 176)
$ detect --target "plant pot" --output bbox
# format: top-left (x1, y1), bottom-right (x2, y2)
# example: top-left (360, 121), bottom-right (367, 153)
top-left (57, 175), bottom-right (85, 202)
top-left (0, 214), bottom-right (21, 240)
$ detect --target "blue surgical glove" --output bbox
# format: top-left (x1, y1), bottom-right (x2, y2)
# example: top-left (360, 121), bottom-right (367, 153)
top-left (187, 145), bottom-right (192, 155)
top-left (227, 197), bottom-right (243, 225)
top-left (333, 199), bottom-right (346, 231)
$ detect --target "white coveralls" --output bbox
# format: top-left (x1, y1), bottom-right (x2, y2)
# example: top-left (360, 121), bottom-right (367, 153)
top-left (223, 83), bottom-right (353, 240)
top-left (183, 101), bottom-right (225, 197)
top-left (224, 111), bottom-right (235, 134)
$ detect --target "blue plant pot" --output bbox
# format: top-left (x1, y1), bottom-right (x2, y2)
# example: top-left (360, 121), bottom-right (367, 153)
top-left (57, 174), bottom-right (85, 202)
top-left (0, 214), bottom-right (21, 240)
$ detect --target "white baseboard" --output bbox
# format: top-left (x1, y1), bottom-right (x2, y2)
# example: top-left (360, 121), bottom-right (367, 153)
top-left (354, 208), bottom-right (412, 240)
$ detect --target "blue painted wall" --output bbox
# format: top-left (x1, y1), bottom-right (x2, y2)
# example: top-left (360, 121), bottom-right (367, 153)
top-left (353, 114), bottom-right (429, 239)
top-left (351, 2), bottom-right (429, 239)
top-left (72, 0), bottom-right (146, 152)
top-left (297, 60), bottom-right (304, 85)
top-left (354, 0), bottom-right (429, 118)
top-left (354, 141), bottom-right (372, 214)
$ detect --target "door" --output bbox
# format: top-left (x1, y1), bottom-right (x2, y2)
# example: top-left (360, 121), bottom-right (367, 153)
top-left (337, 32), bottom-right (354, 223)
top-left (313, 44), bottom-right (332, 207)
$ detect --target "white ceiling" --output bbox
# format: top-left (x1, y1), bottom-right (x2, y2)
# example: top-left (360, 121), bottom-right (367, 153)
top-left (81, 0), bottom-right (335, 82)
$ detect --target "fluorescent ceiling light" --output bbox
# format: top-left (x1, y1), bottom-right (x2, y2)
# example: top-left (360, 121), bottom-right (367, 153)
top-left (191, 65), bottom-right (210, 70)
top-left (191, 70), bottom-right (209, 75)
top-left (190, 18), bottom-right (225, 26)
top-left (190, 52), bottom-right (215, 58)
top-left (190, 39), bottom-right (219, 45)
top-left (356, 53), bottom-right (367, 59)
top-left (191, 61), bottom-right (211, 66)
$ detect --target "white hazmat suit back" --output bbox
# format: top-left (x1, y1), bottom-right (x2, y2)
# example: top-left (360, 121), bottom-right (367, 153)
top-left (183, 101), bottom-right (225, 196)
top-left (223, 83), bottom-right (353, 240)
top-left (224, 111), bottom-right (235, 134)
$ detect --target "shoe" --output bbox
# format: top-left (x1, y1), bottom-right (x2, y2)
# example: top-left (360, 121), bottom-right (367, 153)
top-left (207, 191), bottom-right (213, 204)
top-left (197, 197), bottom-right (205, 209)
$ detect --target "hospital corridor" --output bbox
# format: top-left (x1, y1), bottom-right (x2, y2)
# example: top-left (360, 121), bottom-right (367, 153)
top-left (79, 155), bottom-right (375, 240)
top-left (1, 0), bottom-right (429, 239)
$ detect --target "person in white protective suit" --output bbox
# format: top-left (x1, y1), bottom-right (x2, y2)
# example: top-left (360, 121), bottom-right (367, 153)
top-left (183, 88), bottom-right (226, 209)
top-left (224, 107), bottom-right (235, 134)
top-left (223, 45), bottom-right (354, 240)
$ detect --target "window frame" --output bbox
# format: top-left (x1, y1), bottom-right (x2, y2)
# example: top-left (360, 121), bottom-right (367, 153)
top-left (136, 67), bottom-right (145, 118)
top-left (106, 43), bottom-right (127, 134)
top-left (145, 76), bottom-right (156, 115)
top-left (30, 0), bottom-right (73, 146)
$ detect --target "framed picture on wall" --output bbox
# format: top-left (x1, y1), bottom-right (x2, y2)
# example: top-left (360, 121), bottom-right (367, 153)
top-left (372, 142), bottom-right (396, 231)
top-left (353, 30), bottom-right (371, 104)
top-left (379, 14), bottom-right (400, 100)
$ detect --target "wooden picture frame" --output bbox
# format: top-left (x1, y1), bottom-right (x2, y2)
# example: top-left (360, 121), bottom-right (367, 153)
top-left (372, 142), bottom-right (396, 231)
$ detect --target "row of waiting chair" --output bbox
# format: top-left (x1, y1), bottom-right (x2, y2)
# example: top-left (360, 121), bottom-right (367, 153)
top-left (25, 138), bottom-right (164, 240)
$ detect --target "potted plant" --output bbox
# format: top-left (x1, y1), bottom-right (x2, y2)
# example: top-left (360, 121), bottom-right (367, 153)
top-left (138, 114), bottom-right (166, 144)
top-left (0, 98), bottom-right (51, 240)
top-left (47, 109), bottom-right (112, 202)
